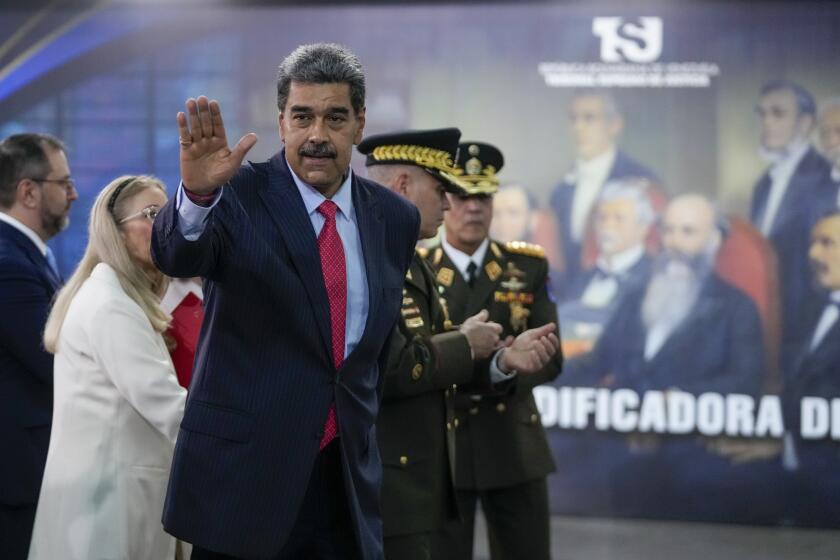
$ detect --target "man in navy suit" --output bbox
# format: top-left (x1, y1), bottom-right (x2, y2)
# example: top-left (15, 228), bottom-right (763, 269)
top-left (0, 133), bottom-right (77, 559)
top-left (151, 44), bottom-right (420, 559)
top-left (749, 81), bottom-right (836, 362)
top-left (781, 211), bottom-right (840, 526)
top-left (557, 178), bottom-right (655, 354)
top-left (549, 89), bottom-right (659, 297)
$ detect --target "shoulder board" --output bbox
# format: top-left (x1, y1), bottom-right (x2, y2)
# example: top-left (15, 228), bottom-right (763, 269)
top-left (415, 246), bottom-right (429, 258)
top-left (504, 241), bottom-right (546, 259)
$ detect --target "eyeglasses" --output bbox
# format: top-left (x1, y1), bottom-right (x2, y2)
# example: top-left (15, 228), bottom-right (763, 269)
top-left (119, 205), bottom-right (160, 224)
top-left (29, 177), bottom-right (76, 194)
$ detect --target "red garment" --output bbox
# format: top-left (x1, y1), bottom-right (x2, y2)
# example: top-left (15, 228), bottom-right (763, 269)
top-left (167, 292), bottom-right (204, 388)
top-left (316, 200), bottom-right (346, 450)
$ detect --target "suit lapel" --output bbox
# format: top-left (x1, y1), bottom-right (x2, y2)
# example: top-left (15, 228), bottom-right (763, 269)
top-left (256, 153), bottom-right (333, 364)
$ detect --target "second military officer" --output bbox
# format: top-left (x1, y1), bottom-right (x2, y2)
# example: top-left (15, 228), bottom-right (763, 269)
top-left (429, 142), bottom-right (563, 560)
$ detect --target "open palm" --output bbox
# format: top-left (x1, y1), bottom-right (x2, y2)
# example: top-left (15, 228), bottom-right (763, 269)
top-left (178, 96), bottom-right (258, 194)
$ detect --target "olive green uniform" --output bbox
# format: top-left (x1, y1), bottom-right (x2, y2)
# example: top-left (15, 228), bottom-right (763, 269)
top-left (427, 240), bottom-right (563, 560)
top-left (378, 250), bottom-right (490, 560)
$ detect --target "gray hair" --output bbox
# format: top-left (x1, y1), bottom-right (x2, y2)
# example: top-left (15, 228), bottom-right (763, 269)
top-left (0, 133), bottom-right (65, 209)
top-left (598, 178), bottom-right (655, 225)
top-left (571, 88), bottom-right (621, 120)
top-left (276, 43), bottom-right (366, 114)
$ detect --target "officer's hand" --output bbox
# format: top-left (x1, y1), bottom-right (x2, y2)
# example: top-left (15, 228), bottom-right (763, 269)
top-left (178, 96), bottom-right (258, 194)
top-left (460, 310), bottom-right (503, 360)
top-left (498, 322), bottom-right (559, 374)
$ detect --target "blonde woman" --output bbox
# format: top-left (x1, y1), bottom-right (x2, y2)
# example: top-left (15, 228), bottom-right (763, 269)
top-left (28, 176), bottom-right (186, 560)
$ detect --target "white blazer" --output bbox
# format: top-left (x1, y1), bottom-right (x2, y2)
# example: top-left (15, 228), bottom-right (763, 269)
top-left (29, 263), bottom-right (187, 560)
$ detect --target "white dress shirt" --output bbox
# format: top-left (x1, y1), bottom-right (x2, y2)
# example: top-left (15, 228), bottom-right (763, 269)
top-left (442, 236), bottom-right (489, 282)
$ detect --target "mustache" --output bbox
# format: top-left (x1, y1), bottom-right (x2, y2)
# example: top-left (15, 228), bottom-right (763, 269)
top-left (299, 143), bottom-right (336, 158)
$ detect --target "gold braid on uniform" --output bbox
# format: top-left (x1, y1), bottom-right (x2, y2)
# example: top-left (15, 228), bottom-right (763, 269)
top-left (504, 241), bottom-right (546, 259)
top-left (451, 164), bottom-right (499, 193)
top-left (371, 145), bottom-right (456, 174)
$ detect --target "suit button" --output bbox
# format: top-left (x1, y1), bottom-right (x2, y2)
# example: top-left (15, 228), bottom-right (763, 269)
top-left (446, 422), bottom-right (453, 431)
top-left (453, 418), bottom-right (460, 428)
top-left (530, 413), bottom-right (539, 424)
top-left (469, 407), bottom-right (479, 415)
top-left (411, 363), bottom-right (423, 380)
top-left (399, 455), bottom-right (408, 466)
top-left (496, 403), bottom-right (507, 413)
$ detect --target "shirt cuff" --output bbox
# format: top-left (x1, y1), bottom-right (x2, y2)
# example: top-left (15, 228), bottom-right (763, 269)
top-left (176, 182), bottom-right (222, 241)
top-left (489, 349), bottom-right (517, 385)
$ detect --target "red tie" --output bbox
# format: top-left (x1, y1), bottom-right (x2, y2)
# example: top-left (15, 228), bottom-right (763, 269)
top-left (317, 200), bottom-right (346, 450)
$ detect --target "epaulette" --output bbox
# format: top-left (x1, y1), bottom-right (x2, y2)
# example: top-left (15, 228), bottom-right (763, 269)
top-left (504, 241), bottom-right (546, 259)
top-left (415, 246), bottom-right (429, 258)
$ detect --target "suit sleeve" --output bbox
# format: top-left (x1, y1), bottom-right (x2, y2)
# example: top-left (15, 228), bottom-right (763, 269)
top-left (151, 186), bottom-right (229, 279)
top-left (0, 266), bottom-right (53, 384)
top-left (90, 300), bottom-right (186, 444)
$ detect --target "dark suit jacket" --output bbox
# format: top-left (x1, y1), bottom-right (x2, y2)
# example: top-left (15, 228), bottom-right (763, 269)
top-left (378, 252), bottom-right (474, 537)
top-left (549, 151), bottom-right (658, 296)
top-left (0, 220), bottom-right (60, 506)
top-left (749, 147), bottom-right (835, 351)
top-left (427, 241), bottom-right (563, 490)
top-left (151, 152), bottom-right (419, 560)
top-left (782, 298), bottom-right (840, 434)
top-left (568, 273), bottom-right (764, 397)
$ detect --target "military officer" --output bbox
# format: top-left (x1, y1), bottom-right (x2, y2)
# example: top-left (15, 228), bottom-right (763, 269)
top-left (428, 142), bottom-right (563, 560)
top-left (359, 130), bottom-right (560, 560)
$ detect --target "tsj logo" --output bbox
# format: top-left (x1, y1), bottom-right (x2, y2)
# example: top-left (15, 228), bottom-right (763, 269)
top-left (537, 15), bottom-right (719, 88)
top-left (592, 16), bottom-right (663, 63)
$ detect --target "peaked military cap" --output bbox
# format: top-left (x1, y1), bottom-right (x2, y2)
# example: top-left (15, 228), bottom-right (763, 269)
top-left (452, 141), bottom-right (504, 196)
top-left (357, 127), bottom-right (467, 193)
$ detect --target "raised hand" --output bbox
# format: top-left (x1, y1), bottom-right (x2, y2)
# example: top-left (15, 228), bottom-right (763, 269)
top-left (498, 322), bottom-right (559, 374)
top-left (178, 96), bottom-right (258, 194)
top-left (459, 309), bottom-right (503, 360)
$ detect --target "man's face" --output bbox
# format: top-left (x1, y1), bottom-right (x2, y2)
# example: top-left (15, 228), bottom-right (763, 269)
top-left (757, 89), bottom-right (810, 151)
top-left (818, 106), bottom-right (840, 170)
top-left (568, 95), bottom-right (622, 161)
top-left (809, 215), bottom-right (840, 291)
top-left (490, 187), bottom-right (531, 243)
top-left (444, 193), bottom-right (493, 248)
top-left (595, 198), bottom-right (649, 257)
top-left (661, 197), bottom-right (716, 258)
top-left (38, 148), bottom-right (77, 238)
top-left (403, 168), bottom-right (450, 240)
top-left (279, 82), bottom-right (365, 195)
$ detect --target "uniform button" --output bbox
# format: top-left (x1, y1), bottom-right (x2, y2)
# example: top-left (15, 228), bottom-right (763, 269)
top-left (444, 389), bottom-right (450, 398)
top-left (496, 403), bottom-right (507, 413)
top-left (453, 418), bottom-right (460, 428)
top-left (399, 455), bottom-right (408, 466)
top-left (411, 363), bottom-right (423, 380)
top-left (446, 422), bottom-right (453, 431)
top-left (530, 413), bottom-right (539, 424)
top-left (452, 384), bottom-right (458, 392)
top-left (469, 407), bottom-right (479, 415)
